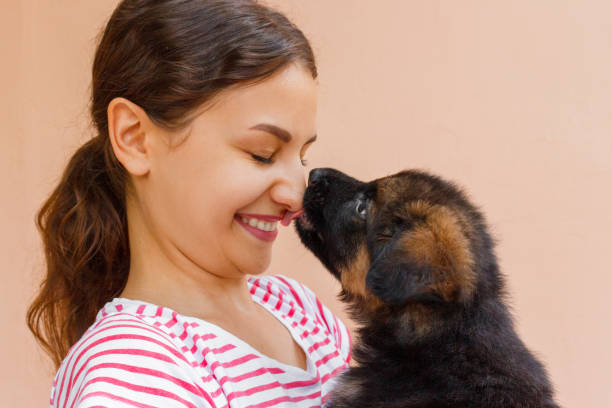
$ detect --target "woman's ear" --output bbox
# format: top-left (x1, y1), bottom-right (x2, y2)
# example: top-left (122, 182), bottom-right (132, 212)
top-left (107, 97), bottom-right (153, 177)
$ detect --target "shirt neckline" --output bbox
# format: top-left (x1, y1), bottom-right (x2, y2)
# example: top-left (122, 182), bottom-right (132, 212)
top-left (108, 276), bottom-right (317, 378)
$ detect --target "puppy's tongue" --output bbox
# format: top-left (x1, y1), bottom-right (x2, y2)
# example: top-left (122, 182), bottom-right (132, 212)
top-left (281, 208), bottom-right (305, 226)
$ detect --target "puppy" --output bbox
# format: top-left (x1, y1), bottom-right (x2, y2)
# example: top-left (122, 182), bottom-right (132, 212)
top-left (295, 168), bottom-right (559, 408)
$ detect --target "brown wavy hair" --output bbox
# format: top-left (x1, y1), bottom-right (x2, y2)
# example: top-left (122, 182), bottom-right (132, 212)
top-left (26, 0), bottom-right (317, 371)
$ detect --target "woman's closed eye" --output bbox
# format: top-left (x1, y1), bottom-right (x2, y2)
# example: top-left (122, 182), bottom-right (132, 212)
top-left (251, 154), bottom-right (308, 166)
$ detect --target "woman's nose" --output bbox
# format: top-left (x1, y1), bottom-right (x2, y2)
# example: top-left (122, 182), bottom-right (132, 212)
top-left (271, 166), bottom-right (307, 212)
top-left (272, 179), bottom-right (306, 212)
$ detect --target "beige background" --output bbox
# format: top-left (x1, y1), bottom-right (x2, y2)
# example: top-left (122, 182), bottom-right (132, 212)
top-left (2, 1), bottom-right (610, 406)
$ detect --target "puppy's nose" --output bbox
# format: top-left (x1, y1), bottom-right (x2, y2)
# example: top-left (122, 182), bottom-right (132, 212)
top-left (308, 168), bottom-right (329, 186)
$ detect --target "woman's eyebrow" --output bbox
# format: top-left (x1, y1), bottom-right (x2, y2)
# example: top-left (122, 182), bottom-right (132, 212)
top-left (249, 123), bottom-right (317, 145)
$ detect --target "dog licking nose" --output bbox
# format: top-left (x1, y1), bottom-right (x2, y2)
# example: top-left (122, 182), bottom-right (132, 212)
top-left (281, 208), bottom-right (304, 226)
top-left (294, 167), bottom-right (559, 408)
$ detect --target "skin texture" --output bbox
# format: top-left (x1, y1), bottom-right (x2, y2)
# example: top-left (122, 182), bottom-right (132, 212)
top-left (106, 63), bottom-right (317, 370)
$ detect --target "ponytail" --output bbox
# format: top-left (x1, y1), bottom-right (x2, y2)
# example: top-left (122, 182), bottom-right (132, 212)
top-left (26, 136), bottom-right (129, 370)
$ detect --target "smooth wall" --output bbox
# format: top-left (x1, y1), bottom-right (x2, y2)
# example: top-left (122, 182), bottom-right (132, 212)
top-left (2, 1), bottom-right (611, 407)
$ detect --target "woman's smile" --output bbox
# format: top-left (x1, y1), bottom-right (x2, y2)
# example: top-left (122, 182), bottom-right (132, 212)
top-left (235, 214), bottom-right (279, 242)
top-left (234, 209), bottom-right (305, 242)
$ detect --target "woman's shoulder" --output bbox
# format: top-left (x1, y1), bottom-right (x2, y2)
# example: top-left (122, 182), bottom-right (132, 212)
top-left (50, 301), bottom-right (214, 407)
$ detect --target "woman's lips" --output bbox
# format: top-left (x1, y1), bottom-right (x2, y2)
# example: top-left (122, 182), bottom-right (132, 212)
top-left (234, 209), bottom-right (305, 242)
top-left (234, 214), bottom-right (279, 242)
top-left (238, 213), bottom-right (282, 222)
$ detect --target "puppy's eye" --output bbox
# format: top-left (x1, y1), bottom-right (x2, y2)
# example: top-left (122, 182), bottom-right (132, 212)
top-left (355, 199), bottom-right (367, 220)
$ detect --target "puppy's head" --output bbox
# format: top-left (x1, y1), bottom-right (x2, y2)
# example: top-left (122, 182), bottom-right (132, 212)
top-left (296, 168), bottom-right (498, 324)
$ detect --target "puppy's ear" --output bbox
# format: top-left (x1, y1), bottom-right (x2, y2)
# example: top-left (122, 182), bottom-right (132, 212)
top-left (365, 221), bottom-right (476, 306)
top-left (365, 242), bottom-right (441, 305)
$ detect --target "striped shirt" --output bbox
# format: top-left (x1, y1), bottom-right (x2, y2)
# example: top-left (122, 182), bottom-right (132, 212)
top-left (49, 274), bottom-right (352, 408)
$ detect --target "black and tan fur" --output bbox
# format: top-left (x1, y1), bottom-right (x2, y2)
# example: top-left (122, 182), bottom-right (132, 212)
top-left (295, 168), bottom-right (559, 408)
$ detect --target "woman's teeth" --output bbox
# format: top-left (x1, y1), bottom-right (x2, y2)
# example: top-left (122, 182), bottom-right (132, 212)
top-left (241, 217), bottom-right (278, 232)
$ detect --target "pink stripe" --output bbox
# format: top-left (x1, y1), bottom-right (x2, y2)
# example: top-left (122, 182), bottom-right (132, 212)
top-left (179, 322), bottom-right (189, 340)
top-left (194, 333), bottom-right (217, 342)
top-left (321, 363), bottom-right (348, 384)
top-left (91, 327), bottom-right (188, 362)
top-left (208, 353), bottom-right (259, 371)
top-left (274, 289), bottom-right (284, 310)
top-left (79, 391), bottom-right (158, 408)
top-left (217, 367), bottom-right (285, 386)
top-left (189, 333), bottom-right (219, 355)
top-left (136, 304), bottom-right (146, 314)
top-left (213, 344), bottom-right (236, 353)
top-left (290, 390), bottom-right (321, 402)
top-left (92, 313), bottom-right (173, 335)
top-left (243, 390), bottom-right (320, 408)
top-left (96, 318), bottom-right (185, 349)
top-left (262, 281), bottom-right (272, 303)
top-left (281, 376), bottom-right (320, 389)
top-left (71, 348), bottom-right (177, 389)
top-left (315, 297), bottom-right (331, 331)
top-left (275, 276), bottom-right (304, 310)
top-left (301, 325), bottom-right (320, 340)
top-left (345, 323), bottom-right (353, 363)
top-left (155, 306), bottom-right (163, 317)
top-left (218, 367), bottom-right (267, 386)
top-left (75, 377), bottom-right (200, 408)
top-left (250, 278), bottom-right (261, 295)
top-left (94, 315), bottom-right (151, 329)
top-left (333, 315), bottom-right (342, 350)
top-left (315, 350), bottom-right (340, 367)
top-left (200, 344), bottom-right (236, 360)
top-left (223, 353), bottom-right (259, 368)
top-left (164, 311), bottom-right (178, 328)
top-left (226, 381), bottom-right (281, 400)
top-left (308, 337), bottom-right (331, 353)
top-left (226, 374), bottom-right (322, 402)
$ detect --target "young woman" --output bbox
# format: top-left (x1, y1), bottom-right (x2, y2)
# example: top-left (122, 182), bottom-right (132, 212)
top-left (27, 1), bottom-right (351, 406)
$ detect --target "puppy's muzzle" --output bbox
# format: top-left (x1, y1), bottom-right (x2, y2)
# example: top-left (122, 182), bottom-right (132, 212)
top-left (306, 168), bottom-right (332, 202)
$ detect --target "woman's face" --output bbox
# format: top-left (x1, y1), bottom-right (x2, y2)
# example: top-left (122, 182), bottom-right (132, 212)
top-left (139, 63), bottom-right (318, 279)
